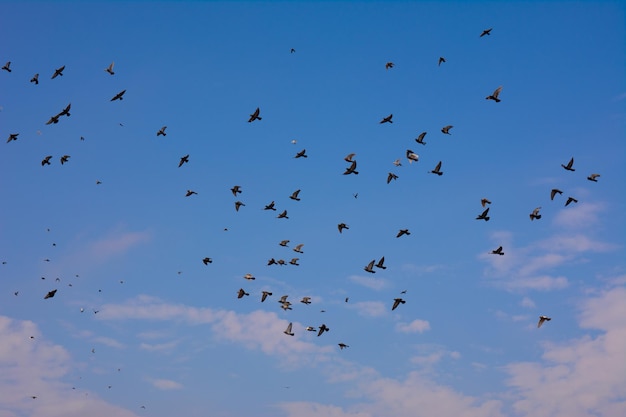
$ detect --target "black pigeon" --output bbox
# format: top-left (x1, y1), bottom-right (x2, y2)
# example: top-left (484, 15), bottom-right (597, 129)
top-left (51, 65), bottom-right (65, 79)
top-left (430, 161), bottom-right (443, 176)
top-left (438, 57), bottom-right (446, 66)
top-left (264, 201), bottom-right (276, 211)
top-left (261, 291), bottom-right (272, 302)
top-left (550, 189), bottom-right (563, 200)
top-left (387, 172), bottom-right (398, 184)
top-left (46, 114), bottom-right (60, 125)
top-left (289, 189), bottom-right (301, 201)
top-left (231, 185), bottom-right (242, 196)
top-left (415, 131), bottom-right (427, 145)
top-left (248, 107), bottom-right (261, 122)
top-left (396, 229), bottom-right (410, 238)
top-left (380, 114), bottom-right (393, 124)
top-left (44, 289), bottom-right (57, 299)
top-left (491, 246), bottom-right (504, 255)
top-left (476, 207), bottom-right (490, 221)
top-left (385, 62), bottom-right (394, 70)
top-left (480, 28), bottom-right (493, 37)
top-left (178, 154), bottom-right (189, 167)
top-left (1, 61), bottom-right (11, 72)
top-left (58, 103), bottom-right (71, 117)
top-left (338, 223), bottom-right (349, 233)
top-left (237, 288), bottom-right (249, 299)
top-left (111, 89), bottom-right (126, 101)
top-left (486, 86), bottom-right (503, 102)
top-left (561, 157), bottom-right (575, 172)
top-left (30, 73), bottom-right (39, 84)
top-left (392, 298), bottom-right (406, 310)
top-left (565, 197), bottom-right (578, 207)
top-left (375, 256), bottom-right (386, 269)
top-left (277, 210), bottom-right (288, 219)
top-left (105, 62), bottom-right (115, 75)
top-left (295, 149), bottom-right (307, 158)
top-left (6, 133), bottom-right (19, 143)
top-left (202, 257), bottom-right (212, 265)
top-left (157, 126), bottom-right (167, 136)
top-left (185, 190), bottom-right (198, 197)
top-left (41, 156), bottom-right (52, 166)
top-left (317, 324), bottom-right (329, 336)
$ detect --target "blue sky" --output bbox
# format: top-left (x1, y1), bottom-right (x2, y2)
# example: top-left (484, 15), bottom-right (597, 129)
top-left (1, 1), bottom-right (625, 416)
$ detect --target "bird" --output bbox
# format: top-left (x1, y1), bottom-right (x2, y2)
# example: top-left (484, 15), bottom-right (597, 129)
top-left (344, 153), bottom-right (356, 162)
top-left (44, 289), bottom-right (57, 299)
top-left (277, 210), bottom-right (288, 219)
top-left (243, 273), bottom-right (255, 280)
top-left (284, 322), bottom-right (295, 336)
top-left (441, 125), bottom-right (453, 134)
top-left (290, 48), bottom-right (296, 53)
top-left (96, 180), bottom-right (102, 184)
top-left (491, 246), bottom-right (504, 255)
top-left (406, 150), bottom-right (419, 163)
top-left (364, 260), bottom-right (376, 273)
top-left (278, 295), bottom-right (289, 304)
top-left (480, 28), bottom-right (493, 37)
top-left (1, 61), bottom-right (11, 72)
top-left (375, 256), bottom-right (386, 269)
top-left (267, 258), bottom-right (277, 266)
top-left (235, 201), bottom-right (245, 211)
top-left (305, 326), bottom-right (316, 332)
top-left (396, 229), bottom-right (410, 238)
top-left (6, 133), bottom-right (18, 143)
top-left (380, 114), bottom-right (393, 124)
top-left (293, 244), bottom-right (304, 253)
top-left (529, 207), bottom-right (542, 221)
top-left (105, 62), bottom-right (115, 75)
top-left (385, 62), bottom-right (394, 70)
top-left (156, 126), bottom-right (167, 136)
top-left (279, 240), bottom-right (289, 247)
top-left (30, 73), bottom-right (39, 84)
top-left (111, 90), bottom-right (126, 101)
top-left (231, 185), bottom-right (242, 196)
top-left (387, 172), bottom-right (398, 184)
top-left (280, 301), bottom-right (292, 310)
top-left (317, 324), bottom-right (329, 336)
top-left (248, 107), bottom-right (262, 122)
top-left (481, 198), bottom-right (492, 207)
top-left (178, 154), bottom-right (189, 167)
top-left (338, 343), bottom-right (349, 350)
top-left (415, 131), bottom-right (427, 145)
top-left (550, 189), bottom-right (563, 200)
top-left (264, 201), bottom-right (276, 211)
top-left (438, 57), bottom-right (446, 66)
top-left (41, 156), bottom-right (52, 166)
top-left (343, 160), bottom-right (358, 175)
top-left (261, 291), bottom-right (272, 302)
top-left (537, 315), bottom-right (551, 328)
top-left (338, 223), bottom-right (349, 233)
top-left (587, 173), bottom-right (600, 182)
top-left (289, 189), bottom-right (301, 201)
top-left (237, 288), bottom-right (249, 299)
top-left (430, 161), bottom-right (443, 176)
top-left (289, 258), bottom-right (300, 266)
top-left (300, 297), bottom-right (311, 305)
top-left (46, 114), bottom-right (60, 125)
top-left (561, 157), bottom-right (575, 171)
top-left (51, 65), bottom-right (65, 79)
top-left (565, 197), bottom-right (578, 206)
top-left (60, 155), bottom-right (70, 165)
top-left (58, 103), bottom-right (71, 117)
top-left (486, 86), bottom-right (503, 102)
top-left (295, 149), bottom-right (307, 158)
top-left (393, 159), bottom-right (402, 167)
top-left (202, 257), bottom-right (212, 265)
top-left (476, 207), bottom-right (490, 221)
top-left (392, 298), bottom-right (406, 311)
top-left (185, 190), bottom-right (198, 197)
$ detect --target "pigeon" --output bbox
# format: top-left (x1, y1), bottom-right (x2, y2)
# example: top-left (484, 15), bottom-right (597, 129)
top-left (105, 62), bottom-right (115, 75)
top-left (276, 259), bottom-right (286, 266)
top-left (51, 65), bottom-right (65, 79)
top-left (550, 189), bottom-right (563, 200)
top-left (375, 256), bottom-right (386, 269)
top-left (185, 190), bottom-right (198, 197)
top-left (396, 229), bottom-right (410, 238)
top-left (278, 295), bottom-right (289, 304)
top-left (393, 159), bottom-right (402, 167)
top-left (235, 201), bottom-right (245, 211)
top-left (237, 288), bottom-right (249, 299)
top-left (565, 197), bottom-right (578, 206)
top-left (248, 107), bottom-right (262, 122)
top-left (279, 240), bottom-right (290, 247)
top-left (277, 210), bottom-right (288, 219)
top-left (295, 149), bottom-right (307, 158)
top-left (344, 153), bottom-right (356, 162)
top-left (267, 258), bottom-right (277, 266)
top-left (293, 244), bottom-right (304, 253)
top-left (157, 126), bottom-right (167, 136)
top-left (1, 61), bottom-right (11, 72)
top-left (60, 155), bottom-right (70, 165)
top-left (338, 343), bottom-right (349, 350)
top-left (284, 322), bottom-right (295, 336)
top-left (561, 157), bottom-right (575, 172)
top-left (529, 207), bottom-right (542, 221)
top-left (305, 326), bottom-right (317, 332)
top-left (441, 125), bottom-right (453, 134)
top-left (380, 114), bottom-right (393, 124)
top-left (415, 131), bottom-right (427, 145)
top-left (289, 189), bottom-right (301, 201)
top-left (6, 133), bottom-right (19, 143)
top-left (317, 324), bottom-right (329, 336)
top-left (480, 28), bottom-right (493, 37)
top-left (231, 185), bottom-right (242, 196)
top-left (41, 156), bottom-right (52, 166)
top-left (438, 57), bottom-right (446, 66)
top-left (289, 258), bottom-right (300, 266)
top-left (430, 161), bottom-right (443, 176)
top-left (290, 48), bottom-right (296, 53)
top-left (338, 223), bottom-right (349, 233)
top-left (58, 103), bottom-right (71, 117)
top-left (243, 273), bottom-right (255, 280)
top-left (587, 173), bottom-right (600, 182)
top-left (343, 160), bottom-right (358, 175)
top-left (392, 298), bottom-right (406, 311)
top-left (44, 289), bottom-right (57, 299)
top-left (202, 257), bottom-right (212, 265)
top-left (476, 207), bottom-right (490, 221)
top-left (385, 62), bottom-right (394, 70)
top-left (111, 89), bottom-right (126, 101)
top-left (30, 73), bottom-right (39, 84)
top-left (481, 198), bottom-right (492, 207)
top-left (280, 301), bottom-right (292, 310)
top-left (537, 315), bottom-right (551, 328)
top-left (46, 114), bottom-right (61, 125)
top-left (387, 172), bottom-right (398, 183)
top-left (264, 201), bottom-right (276, 211)
top-left (178, 154), bottom-right (189, 167)
top-left (486, 86), bottom-right (503, 102)
top-left (261, 291), bottom-right (272, 302)
top-left (300, 297), bottom-right (311, 305)
top-left (364, 260), bottom-right (376, 273)
top-left (491, 246), bottom-right (504, 255)
top-left (406, 150), bottom-right (419, 163)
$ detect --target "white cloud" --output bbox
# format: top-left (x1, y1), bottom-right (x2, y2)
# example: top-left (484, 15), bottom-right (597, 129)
top-left (347, 275), bottom-right (389, 291)
top-left (395, 319), bottom-right (430, 334)
top-left (147, 378), bottom-right (183, 390)
top-left (520, 297), bottom-right (536, 308)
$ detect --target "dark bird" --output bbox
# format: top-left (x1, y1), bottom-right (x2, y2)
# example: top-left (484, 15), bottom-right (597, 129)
top-left (185, 190), bottom-right (198, 197)
top-left (396, 229), bottom-right (410, 238)
top-left (406, 150), bottom-right (419, 164)
top-left (385, 62), bottom-right (394, 70)
top-left (58, 103), bottom-right (71, 117)
top-left (1, 61), bottom-right (10, 72)
top-left (565, 197), bottom-right (578, 207)
top-left (261, 291), bottom-right (272, 302)
top-left (561, 157), bottom-right (575, 172)
top-left (277, 210), bottom-right (288, 219)
top-left (300, 296), bottom-right (311, 305)
top-left (289, 189), bottom-right (301, 201)
top-left (430, 161), bottom-right (443, 176)
top-left (293, 243), bottom-right (304, 253)
top-left (44, 289), bottom-right (57, 299)
top-left (289, 258), bottom-right (300, 266)
top-left (105, 62), bottom-right (115, 75)
top-left (491, 246), bottom-right (504, 256)
top-left (6, 133), bottom-right (18, 143)
top-left (268, 258), bottom-right (277, 266)
top-left (481, 198), bottom-right (492, 207)
top-left (235, 201), bottom-right (246, 211)
top-left (392, 298), bottom-right (406, 311)
top-left (51, 65), bottom-right (65, 79)
top-left (415, 131), bottom-right (427, 145)
top-left (343, 160), bottom-right (358, 175)
top-left (537, 315), bottom-right (551, 328)
top-left (30, 73), bottom-right (39, 84)
top-left (295, 149), bottom-right (307, 158)
top-left (529, 207), bottom-right (542, 221)
top-left (178, 154), bottom-right (189, 167)
top-left (587, 173), bottom-right (600, 182)
top-left (202, 257), bottom-right (212, 265)
top-left (550, 189), bottom-right (563, 200)
top-left (338, 343), bottom-right (349, 350)
top-left (231, 185), bottom-right (242, 196)
top-left (156, 126), bottom-right (167, 136)
top-left (237, 288), bottom-right (249, 299)
top-left (344, 153), bottom-right (356, 162)
top-left (284, 322), bottom-right (295, 336)
top-left (486, 86), bottom-right (503, 102)
top-left (441, 125), bottom-right (453, 135)
top-left (364, 260), bottom-right (376, 273)
top-left (96, 180), bottom-right (102, 184)
top-left (387, 172), bottom-right (398, 184)
top-left (375, 256), bottom-right (386, 269)
top-left (290, 48), bottom-right (296, 53)
top-left (476, 207), bottom-right (490, 221)
top-left (279, 240), bottom-right (289, 247)
top-left (46, 114), bottom-right (60, 125)
top-left (111, 89), bottom-right (126, 101)
top-left (480, 28), bottom-right (492, 37)
top-left (264, 201), bottom-right (276, 211)
top-left (248, 107), bottom-right (262, 122)
top-left (380, 114), bottom-right (393, 124)
top-left (438, 57), bottom-right (446, 66)
top-left (317, 324), bottom-right (329, 336)
top-left (41, 156), bottom-right (52, 166)
top-left (60, 155), bottom-right (70, 165)
top-left (338, 223), bottom-right (349, 233)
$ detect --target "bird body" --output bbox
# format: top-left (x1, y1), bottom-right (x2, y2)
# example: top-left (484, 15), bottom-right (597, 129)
top-left (111, 90), bottom-right (126, 101)
top-left (338, 223), bottom-right (349, 233)
top-left (476, 207), bottom-right (490, 221)
top-left (295, 149), bottom-right (307, 158)
top-left (587, 173), bottom-right (600, 182)
top-left (385, 62), bottom-right (394, 70)
top-left (415, 131), bottom-right (427, 145)
top-left (293, 243), bottom-right (304, 253)
top-left (279, 240), bottom-right (289, 247)
top-left (537, 315), bottom-right (551, 328)
top-left (105, 62), bottom-right (115, 75)
top-left (441, 125), bottom-right (453, 135)
top-left (550, 189), bottom-right (563, 200)
top-left (60, 155), bottom-right (70, 165)
top-left (248, 107), bottom-right (261, 122)
top-left (387, 172), bottom-right (398, 183)
top-left (1, 61), bottom-right (11, 72)
top-left (430, 161), bottom-right (443, 176)
top-left (396, 229), bottom-right (410, 238)
top-left (480, 28), bottom-right (492, 37)
top-left (30, 73), bottom-right (39, 84)
top-left (406, 150), bottom-right (419, 164)
top-left (486, 86), bottom-right (503, 102)
top-left (438, 57), bottom-right (446, 66)
top-left (284, 322), bottom-right (294, 336)
top-left (380, 114), bottom-right (393, 124)
top-left (6, 133), bottom-right (19, 143)
top-left (178, 154), bottom-right (189, 167)
top-left (237, 288), bottom-right (249, 298)
top-left (202, 257), bottom-right (212, 265)
top-left (529, 207), bottom-right (542, 221)
top-left (375, 256), bottom-right (386, 269)
top-left (317, 324), bottom-right (329, 336)
top-left (565, 197), bottom-right (578, 206)
top-left (243, 273), bottom-right (255, 280)
top-left (392, 298), bottom-right (405, 310)
top-left (491, 246), bottom-right (504, 255)
top-left (264, 201), bottom-right (276, 211)
top-left (561, 157), bottom-right (575, 172)
top-left (157, 126), bottom-right (167, 136)
top-left (231, 185), bottom-right (241, 196)
top-left (343, 160), bottom-right (358, 175)
top-left (261, 291), bottom-right (272, 302)
top-left (277, 210), bottom-right (288, 219)
top-left (300, 297), bottom-right (311, 305)
top-left (364, 260), bottom-right (376, 273)
top-left (235, 201), bottom-right (245, 211)
top-left (51, 65), bottom-right (65, 79)
top-left (44, 289), bottom-right (57, 299)
top-left (289, 189), bottom-right (301, 201)
top-left (41, 156), bottom-right (52, 166)
top-left (185, 190), bottom-right (197, 197)
top-left (338, 343), bottom-right (349, 350)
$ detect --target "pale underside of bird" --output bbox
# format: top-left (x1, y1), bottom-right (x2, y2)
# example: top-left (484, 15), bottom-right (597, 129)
top-left (476, 207), bottom-right (490, 221)
top-left (380, 114), bottom-right (393, 124)
top-left (406, 150), bottom-right (419, 163)
top-left (289, 258), bottom-right (299, 266)
top-left (415, 131), bottom-right (427, 145)
top-left (279, 240), bottom-right (289, 247)
top-left (491, 246), bottom-right (504, 255)
top-left (587, 173), bottom-right (600, 182)
top-left (248, 107), bottom-right (261, 122)
top-left (537, 315), bottom-right (551, 328)
top-left (301, 297), bottom-right (311, 304)
top-left (305, 326), bottom-right (316, 332)
top-left (243, 273), bottom-right (255, 280)
top-left (105, 62), bottom-right (115, 75)
top-left (529, 207), bottom-right (542, 220)
top-left (293, 243), bottom-right (304, 253)
top-left (343, 160), bottom-right (358, 175)
top-left (441, 125), bottom-right (453, 134)
top-left (278, 295), bottom-right (289, 304)
top-left (430, 161), bottom-right (443, 175)
top-left (550, 188), bottom-right (563, 200)
top-left (364, 260), bottom-right (376, 273)
top-left (392, 298), bottom-right (406, 310)
top-left (289, 189), bottom-right (301, 201)
top-left (284, 322), bottom-right (294, 336)
top-left (486, 86), bottom-right (503, 102)
top-left (561, 157), bottom-right (575, 171)
top-left (157, 126), bottom-right (167, 136)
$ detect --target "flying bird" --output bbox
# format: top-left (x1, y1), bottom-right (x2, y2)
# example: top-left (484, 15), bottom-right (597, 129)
top-left (46, 114), bottom-right (60, 125)
top-left (392, 298), bottom-right (406, 311)
top-left (393, 159), bottom-right (402, 167)
top-left (338, 223), bottom-right (349, 233)
top-left (364, 260), bottom-right (376, 273)
top-left (481, 198), bottom-right (492, 207)
top-left (235, 201), bottom-right (245, 211)
top-left (317, 324), bottom-right (329, 336)
top-left (343, 160), bottom-right (358, 175)
top-left (202, 257), bottom-right (212, 265)
top-left (295, 149), bottom-right (307, 158)
top-left (248, 107), bottom-right (262, 122)
top-left (529, 207), bottom-right (542, 221)
top-left (385, 62), bottom-right (394, 70)
top-left (587, 173), bottom-right (600, 182)
top-left (305, 326), bottom-right (317, 332)
top-left (491, 246), bottom-right (504, 255)
top-left (396, 229), bottom-right (410, 238)
top-left (380, 114), bottom-right (393, 124)
top-left (41, 156), bottom-right (52, 166)
top-left (441, 125), bottom-right (453, 135)
top-left (178, 154), bottom-right (189, 167)
top-left (243, 273), bottom-right (255, 280)
top-left (30, 73), bottom-right (39, 84)
top-left (289, 189), bottom-right (301, 201)
top-left (237, 288), bottom-right (249, 299)
top-left (231, 185), bottom-right (242, 196)
top-left (387, 172), bottom-right (398, 184)
top-left (278, 295), bottom-right (289, 304)
top-left (480, 28), bottom-right (493, 37)
top-left (375, 256), bottom-right (387, 269)
top-left (277, 210), bottom-right (288, 219)
top-left (561, 157), bottom-right (575, 172)
top-left (537, 315), bottom-right (551, 328)
top-left (185, 190), bottom-right (198, 197)
top-left (290, 48), bottom-right (296, 53)
top-left (415, 131), bottom-right (427, 145)
top-left (486, 86), bottom-right (503, 102)
top-left (429, 161), bottom-right (443, 176)
top-left (264, 201), bottom-right (276, 211)
top-left (51, 65), bottom-right (65, 79)
top-left (293, 243), bottom-right (304, 253)
top-left (438, 57), bottom-right (446, 66)
top-left (550, 189), bottom-right (563, 200)
top-left (261, 291), bottom-right (272, 302)
top-left (44, 289), bottom-right (57, 299)
top-left (344, 153), bottom-right (356, 162)
top-left (1, 61), bottom-right (10, 72)
top-left (406, 150), bottom-right (419, 163)
top-left (338, 343), bottom-right (349, 350)
top-left (268, 258), bottom-right (277, 266)
top-left (565, 197), bottom-right (578, 206)
top-left (476, 207), bottom-right (490, 221)
top-left (156, 126), bottom-right (167, 136)
top-left (58, 103), bottom-right (71, 117)
top-left (6, 133), bottom-right (18, 143)
top-left (60, 155), bottom-right (70, 165)
top-left (279, 240), bottom-right (289, 247)
top-left (105, 62), bottom-right (115, 75)
top-left (111, 89), bottom-right (126, 101)
top-left (283, 322), bottom-right (295, 336)
top-left (289, 258), bottom-right (300, 266)
top-left (300, 297), bottom-right (311, 305)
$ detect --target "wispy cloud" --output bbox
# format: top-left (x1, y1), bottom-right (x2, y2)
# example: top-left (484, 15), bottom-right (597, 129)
top-left (395, 319), bottom-right (430, 334)
top-left (147, 378), bottom-right (183, 390)
top-left (347, 301), bottom-right (388, 318)
top-left (348, 275), bottom-right (389, 291)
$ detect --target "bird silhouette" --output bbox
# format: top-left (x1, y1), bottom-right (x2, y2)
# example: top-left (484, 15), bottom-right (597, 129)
top-left (491, 246), bottom-right (504, 255)
top-left (430, 161), bottom-right (443, 176)
top-left (295, 149), bottom-right (307, 158)
top-left (237, 288), bottom-right (249, 299)
top-left (396, 229), bottom-right (410, 238)
top-left (561, 157), bottom-right (575, 172)
top-left (185, 190), bottom-right (198, 197)
top-left (481, 198), bottom-right (492, 207)
top-left (393, 159), bottom-right (402, 167)
top-left (111, 90), bottom-right (126, 101)
top-left (289, 189), bottom-right (301, 201)
top-left (565, 197), bottom-right (578, 206)
top-left (290, 48), bottom-right (296, 53)
top-left (344, 153), bottom-right (356, 162)
top-left (317, 324), bottom-right (329, 336)
top-left (364, 260), bottom-right (376, 273)
top-left (58, 103), bottom-right (71, 117)
top-left (248, 107), bottom-right (262, 122)
top-left (157, 126), bottom-right (167, 136)
top-left (529, 207), bottom-right (542, 221)
top-left (243, 273), bottom-right (255, 280)
top-left (60, 155), bottom-right (70, 165)
top-left (338, 343), bottom-right (349, 350)
top-left (550, 189), bottom-right (563, 200)
top-left (387, 172), bottom-right (398, 184)
top-left (46, 114), bottom-right (60, 125)
top-left (279, 240), bottom-right (289, 247)
top-left (486, 86), bottom-right (503, 102)
top-left (343, 160), bottom-right (358, 175)
top-left (231, 185), bottom-right (242, 196)
top-left (51, 65), bottom-right (65, 79)
top-left (438, 57), bottom-right (446, 66)
top-left (44, 289), bottom-right (57, 299)
top-left (300, 296), bottom-right (311, 305)
top-left (1, 61), bottom-right (11, 72)
top-left (284, 322), bottom-right (294, 336)
top-left (41, 156), bottom-right (52, 166)
top-left (587, 173), bottom-right (600, 182)
top-left (537, 315), bottom-right (551, 328)
top-left (385, 62), bottom-right (394, 70)
top-left (289, 258), bottom-right (300, 266)
top-left (476, 207), bottom-right (490, 221)
top-left (406, 150), bottom-right (419, 163)
top-left (202, 257), bottom-right (212, 265)
top-left (338, 223), bottom-right (349, 233)
top-left (264, 201), bottom-right (276, 211)
top-left (441, 125), bottom-right (453, 134)
top-left (235, 201), bottom-right (245, 211)
top-left (105, 62), bottom-right (115, 75)
top-left (277, 210), bottom-right (288, 219)
top-left (261, 291), bottom-right (272, 302)
top-left (375, 256), bottom-right (386, 269)
top-left (415, 131), bottom-right (427, 145)
top-left (392, 298), bottom-right (406, 310)
top-left (380, 114), bottom-right (393, 124)
top-left (30, 73), bottom-right (39, 84)
top-left (268, 258), bottom-right (277, 267)
top-left (178, 154), bottom-right (189, 167)
top-left (480, 28), bottom-right (493, 37)
top-left (6, 133), bottom-right (19, 143)
top-left (293, 243), bottom-right (304, 253)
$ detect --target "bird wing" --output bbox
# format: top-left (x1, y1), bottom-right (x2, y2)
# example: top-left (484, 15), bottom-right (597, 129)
top-left (492, 86), bottom-right (503, 98)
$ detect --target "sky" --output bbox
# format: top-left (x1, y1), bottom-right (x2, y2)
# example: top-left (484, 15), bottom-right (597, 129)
top-left (1, 1), bottom-right (625, 416)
